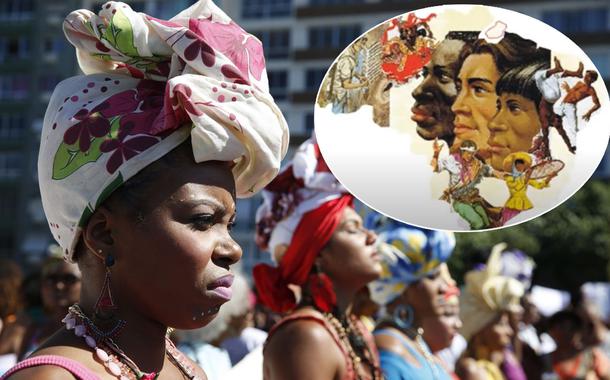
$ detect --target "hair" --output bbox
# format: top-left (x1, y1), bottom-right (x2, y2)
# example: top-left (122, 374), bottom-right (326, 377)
top-left (586, 70), bottom-right (599, 82)
top-left (496, 60), bottom-right (550, 105)
top-left (0, 258), bottom-right (24, 320)
top-left (548, 310), bottom-right (583, 332)
top-left (460, 139), bottom-right (478, 151)
top-left (515, 159), bottom-right (525, 165)
top-left (445, 31), bottom-right (480, 43)
top-left (456, 32), bottom-right (549, 78)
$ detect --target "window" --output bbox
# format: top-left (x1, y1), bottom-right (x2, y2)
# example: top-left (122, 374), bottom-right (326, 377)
top-left (268, 70), bottom-right (288, 101)
top-left (305, 113), bottom-right (315, 134)
top-left (243, 0), bottom-right (292, 19)
top-left (0, 152), bottom-right (22, 179)
top-left (542, 8), bottom-right (608, 33)
top-left (253, 30), bottom-right (290, 59)
top-left (0, 75), bottom-right (29, 99)
top-left (43, 37), bottom-right (65, 58)
top-left (0, 0), bottom-right (33, 21)
top-left (0, 36), bottom-right (30, 62)
top-left (587, 52), bottom-right (610, 79)
top-left (0, 114), bottom-right (25, 139)
top-left (308, 25), bottom-right (361, 49)
top-left (39, 75), bottom-right (62, 94)
top-left (306, 69), bottom-right (328, 92)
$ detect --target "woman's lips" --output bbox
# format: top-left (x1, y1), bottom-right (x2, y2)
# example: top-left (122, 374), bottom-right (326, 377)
top-left (207, 274), bottom-right (234, 301)
top-left (488, 142), bottom-right (508, 154)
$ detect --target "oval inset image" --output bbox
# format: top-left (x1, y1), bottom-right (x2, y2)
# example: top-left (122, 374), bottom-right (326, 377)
top-left (315, 4), bottom-right (610, 231)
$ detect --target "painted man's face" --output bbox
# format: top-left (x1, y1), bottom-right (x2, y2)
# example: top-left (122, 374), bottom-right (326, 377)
top-left (411, 39), bottom-right (466, 143)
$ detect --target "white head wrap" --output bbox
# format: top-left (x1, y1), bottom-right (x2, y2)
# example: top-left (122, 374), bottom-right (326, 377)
top-left (38, 1), bottom-right (289, 260)
top-left (459, 243), bottom-right (525, 341)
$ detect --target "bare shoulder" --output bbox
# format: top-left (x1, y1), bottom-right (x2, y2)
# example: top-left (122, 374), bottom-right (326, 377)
top-left (374, 329), bottom-right (419, 366)
top-left (264, 318), bottom-right (343, 380)
top-left (455, 357), bottom-right (487, 380)
top-left (265, 317), bottom-right (338, 356)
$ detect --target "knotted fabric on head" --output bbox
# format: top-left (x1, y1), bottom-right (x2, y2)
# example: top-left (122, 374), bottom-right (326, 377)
top-left (253, 138), bottom-right (351, 313)
top-left (459, 243), bottom-right (525, 342)
top-left (365, 212), bottom-right (456, 306)
top-left (38, 1), bottom-right (289, 261)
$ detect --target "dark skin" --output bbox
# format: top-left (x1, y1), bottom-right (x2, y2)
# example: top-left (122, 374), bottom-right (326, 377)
top-left (7, 155), bottom-right (241, 379)
top-left (411, 38), bottom-right (466, 144)
top-left (263, 207), bottom-right (381, 380)
top-left (375, 267), bottom-right (454, 368)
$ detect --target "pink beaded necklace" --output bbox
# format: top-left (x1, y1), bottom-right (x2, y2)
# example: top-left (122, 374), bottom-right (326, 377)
top-left (63, 304), bottom-right (201, 380)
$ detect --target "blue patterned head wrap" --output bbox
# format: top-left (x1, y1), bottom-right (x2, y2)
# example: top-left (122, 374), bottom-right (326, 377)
top-left (366, 212), bottom-right (456, 305)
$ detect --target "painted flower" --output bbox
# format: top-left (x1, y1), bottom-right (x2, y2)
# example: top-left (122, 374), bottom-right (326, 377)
top-left (100, 128), bottom-right (160, 174)
top-left (63, 109), bottom-right (111, 152)
top-left (188, 18), bottom-right (265, 82)
top-left (182, 30), bottom-right (216, 67)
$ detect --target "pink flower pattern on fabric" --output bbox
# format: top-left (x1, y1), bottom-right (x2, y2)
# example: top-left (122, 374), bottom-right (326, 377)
top-left (188, 18), bottom-right (265, 82)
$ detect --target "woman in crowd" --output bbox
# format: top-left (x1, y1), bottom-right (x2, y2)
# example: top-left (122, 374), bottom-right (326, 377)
top-left (3, 1), bottom-right (288, 379)
top-left (366, 214), bottom-right (459, 379)
top-left (18, 248), bottom-right (82, 359)
top-left (0, 259), bottom-right (27, 374)
top-left (457, 244), bottom-right (527, 380)
top-left (253, 138), bottom-right (383, 380)
top-left (451, 32), bottom-right (546, 162)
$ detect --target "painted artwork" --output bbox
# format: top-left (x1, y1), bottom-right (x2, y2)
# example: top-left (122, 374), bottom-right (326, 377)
top-left (315, 5), bottom-right (609, 231)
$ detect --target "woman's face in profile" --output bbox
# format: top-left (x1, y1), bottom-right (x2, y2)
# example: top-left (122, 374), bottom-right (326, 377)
top-left (319, 206), bottom-right (382, 288)
top-left (477, 312), bottom-right (514, 351)
top-left (488, 92), bottom-right (542, 170)
top-left (110, 159), bottom-right (242, 329)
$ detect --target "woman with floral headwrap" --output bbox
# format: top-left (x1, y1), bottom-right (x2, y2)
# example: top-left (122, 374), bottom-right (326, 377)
top-left (456, 244), bottom-right (527, 380)
top-left (3, 1), bottom-right (288, 379)
top-left (253, 138), bottom-right (383, 380)
top-left (365, 213), bottom-right (459, 380)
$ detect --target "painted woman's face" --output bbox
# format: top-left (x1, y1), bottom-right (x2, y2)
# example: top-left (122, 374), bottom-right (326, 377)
top-left (451, 53), bottom-right (500, 154)
top-left (489, 93), bottom-right (542, 170)
top-left (110, 159), bottom-right (242, 329)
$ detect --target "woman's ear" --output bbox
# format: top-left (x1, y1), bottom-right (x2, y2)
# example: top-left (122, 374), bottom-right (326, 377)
top-left (82, 206), bottom-right (115, 258)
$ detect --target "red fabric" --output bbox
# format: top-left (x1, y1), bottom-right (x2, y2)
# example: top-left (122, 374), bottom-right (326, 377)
top-left (253, 195), bottom-right (353, 313)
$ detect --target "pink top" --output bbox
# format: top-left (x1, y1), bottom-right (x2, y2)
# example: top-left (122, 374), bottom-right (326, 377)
top-left (1, 355), bottom-right (100, 380)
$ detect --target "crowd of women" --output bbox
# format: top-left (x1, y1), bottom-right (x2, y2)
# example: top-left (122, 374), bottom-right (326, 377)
top-left (0, 1), bottom-right (608, 379)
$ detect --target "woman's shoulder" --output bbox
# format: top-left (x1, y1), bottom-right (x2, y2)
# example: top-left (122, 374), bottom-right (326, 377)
top-left (3, 347), bottom-right (103, 380)
top-left (266, 311), bottom-right (338, 352)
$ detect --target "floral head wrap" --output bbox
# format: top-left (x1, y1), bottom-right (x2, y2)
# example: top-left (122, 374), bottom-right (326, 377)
top-left (38, 1), bottom-right (289, 260)
top-left (459, 243), bottom-right (525, 341)
top-left (365, 213), bottom-right (456, 305)
top-left (253, 137), bottom-right (352, 313)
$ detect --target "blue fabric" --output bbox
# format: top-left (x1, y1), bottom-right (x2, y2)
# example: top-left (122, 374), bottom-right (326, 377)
top-left (375, 329), bottom-right (452, 380)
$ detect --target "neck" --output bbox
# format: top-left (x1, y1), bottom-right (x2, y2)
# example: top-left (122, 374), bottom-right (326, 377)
top-left (333, 284), bottom-right (357, 317)
top-left (78, 297), bottom-right (168, 373)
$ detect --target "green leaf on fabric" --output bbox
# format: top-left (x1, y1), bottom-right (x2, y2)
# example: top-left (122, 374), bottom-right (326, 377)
top-left (51, 118), bottom-right (120, 180)
top-left (52, 139), bottom-right (105, 180)
top-left (104, 8), bottom-right (139, 57)
top-left (95, 172), bottom-right (124, 208)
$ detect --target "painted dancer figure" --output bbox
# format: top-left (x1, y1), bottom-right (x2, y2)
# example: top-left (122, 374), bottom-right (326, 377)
top-left (534, 57), bottom-right (601, 152)
top-left (431, 139), bottom-right (501, 230)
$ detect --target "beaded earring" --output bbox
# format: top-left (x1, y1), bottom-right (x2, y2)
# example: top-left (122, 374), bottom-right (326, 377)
top-left (393, 303), bottom-right (414, 330)
top-left (94, 250), bottom-right (118, 318)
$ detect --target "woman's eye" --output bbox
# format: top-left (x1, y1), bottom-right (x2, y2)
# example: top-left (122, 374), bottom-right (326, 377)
top-left (508, 103), bottom-right (522, 113)
top-left (191, 214), bottom-right (214, 230)
top-left (439, 72), bottom-right (452, 83)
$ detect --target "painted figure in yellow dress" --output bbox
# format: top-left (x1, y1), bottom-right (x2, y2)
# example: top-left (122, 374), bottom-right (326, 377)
top-left (500, 152), bottom-right (555, 225)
